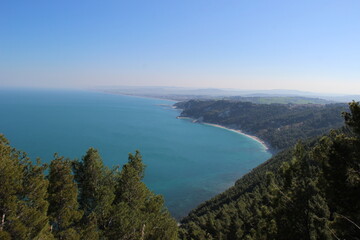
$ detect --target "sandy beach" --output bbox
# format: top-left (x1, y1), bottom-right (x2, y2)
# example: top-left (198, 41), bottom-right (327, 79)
top-left (177, 116), bottom-right (269, 150)
top-left (203, 123), bottom-right (269, 150)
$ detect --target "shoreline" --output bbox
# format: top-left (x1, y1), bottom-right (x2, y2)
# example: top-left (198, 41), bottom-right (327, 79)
top-left (177, 116), bottom-right (269, 151)
top-left (95, 90), bottom-right (270, 150)
top-left (95, 90), bottom-right (180, 103)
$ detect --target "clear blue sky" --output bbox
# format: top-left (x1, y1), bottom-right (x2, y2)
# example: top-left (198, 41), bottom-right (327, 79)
top-left (1, 0), bottom-right (359, 93)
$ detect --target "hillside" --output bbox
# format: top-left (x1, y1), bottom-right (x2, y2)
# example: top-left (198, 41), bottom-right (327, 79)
top-left (179, 101), bottom-right (360, 239)
top-left (175, 100), bottom-right (347, 150)
top-left (224, 96), bottom-right (333, 105)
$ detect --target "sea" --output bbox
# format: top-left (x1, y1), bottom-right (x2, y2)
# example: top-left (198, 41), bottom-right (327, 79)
top-left (0, 89), bottom-right (271, 219)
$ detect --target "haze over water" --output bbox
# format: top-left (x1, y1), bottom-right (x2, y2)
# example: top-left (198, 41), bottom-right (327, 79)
top-left (0, 89), bottom-right (271, 219)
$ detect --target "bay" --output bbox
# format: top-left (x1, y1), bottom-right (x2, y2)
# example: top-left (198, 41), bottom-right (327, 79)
top-left (0, 89), bottom-right (271, 219)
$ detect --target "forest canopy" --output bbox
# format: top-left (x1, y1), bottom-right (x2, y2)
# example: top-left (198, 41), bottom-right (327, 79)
top-left (179, 101), bottom-right (360, 240)
top-left (0, 140), bottom-right (177, 240)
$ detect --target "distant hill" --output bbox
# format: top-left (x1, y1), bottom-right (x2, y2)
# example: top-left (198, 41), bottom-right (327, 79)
top-left (224, 96), bottom-right (332, 104)
top-left (96, 86), bottom-right (360, 103)
top-left (179, 102), bottom-right (360, 240)
top-left (175, 100), bottom-right (347, 150)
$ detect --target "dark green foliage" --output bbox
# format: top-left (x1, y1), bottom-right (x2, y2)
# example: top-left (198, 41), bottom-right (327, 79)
top-left (73, 147), bottom-right (116, 237)
top-left (73, 148), bottom-right (115, 217)
top-left (21, 158), bottom-right (54, 240)
top-left (175, 100), bottom-right (346, 150)
top-left (180, 148), bottom-right (296, 240)
top-left (180, 102), bottom-right (360, 239)
top-left (114, 151), bottom-right (147, 207)
top-left (107, 151), bottom-right (178, 240)
top-left (47, 154), bottom-right (83, 239)
top-left (343, 100), bottom-right (360, 135)
top-left (0, 135), bottom-right (54, 239)
top-left (0, 137), bottom-right (177, 239)
top-left (312, 133), bottom-right (360, 237)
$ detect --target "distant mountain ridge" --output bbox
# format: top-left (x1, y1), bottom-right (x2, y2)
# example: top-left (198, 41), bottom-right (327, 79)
top-left (95, 86), bottom-right (360, 103)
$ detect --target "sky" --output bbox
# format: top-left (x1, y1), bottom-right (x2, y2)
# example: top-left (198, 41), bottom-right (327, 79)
top-left (1, 0), bottom-right (360, 94)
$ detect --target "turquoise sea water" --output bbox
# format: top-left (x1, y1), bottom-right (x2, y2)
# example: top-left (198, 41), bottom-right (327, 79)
top-left (0, 89), bottom-right (271, 219)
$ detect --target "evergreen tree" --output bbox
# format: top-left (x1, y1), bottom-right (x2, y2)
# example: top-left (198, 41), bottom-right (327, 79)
top-left (21, 158), bottom-right (54, 240)
top-left (0, 135), bottom-right (54, 240)
top-left (269, 143), bottom-right (332, 240)
top-left (343, 100), bottom-right (360, 135)
top-left (47, 154), bottom-right (83, 240)
top-left (114, 151), bottom-right (147, 207)
top-left (1, 137), bottom-right (177, 239)
top-left (0, 135), bottom-right (28, 239)
top-left (108, 151), bottom-right (178, 240)
top-left (312, 101), bottom-right (360, 239)
top-left (73, 148), bottom-right (115, 238)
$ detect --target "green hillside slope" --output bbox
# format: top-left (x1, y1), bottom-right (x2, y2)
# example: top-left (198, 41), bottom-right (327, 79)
top-left (175, 100), bottom-right (347, 150)
top-left (179, 102), bottom-right (360, 240)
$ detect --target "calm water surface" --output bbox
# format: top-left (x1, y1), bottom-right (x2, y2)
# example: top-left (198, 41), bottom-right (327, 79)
top-left (0, 89), bottom-right (271, 219)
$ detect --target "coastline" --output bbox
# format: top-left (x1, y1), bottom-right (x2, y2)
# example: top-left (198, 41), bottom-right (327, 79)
top-left (177, 116), bottom-right (269, 151)
top-left (95, 90), bottom-right (179, 103)
top-left (96, 90), bottom-right (270, 150)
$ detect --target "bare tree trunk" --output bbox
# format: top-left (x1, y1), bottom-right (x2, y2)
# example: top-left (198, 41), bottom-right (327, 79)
top-left (140, 223), bottom-right (146, 240)
top-left (1, 214), bottom-right (5, 231)
top-left (337, 213), bottom-right (360, 230)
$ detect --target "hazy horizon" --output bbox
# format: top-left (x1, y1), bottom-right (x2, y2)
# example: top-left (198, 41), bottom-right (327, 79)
top-left (1, 84), bottom-right (360, 96)
top-left (1, 1), bottom-right (359, 94)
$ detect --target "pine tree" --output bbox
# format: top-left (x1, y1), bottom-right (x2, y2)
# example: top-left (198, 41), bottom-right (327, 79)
top-left (0, 135), bottom-right (54, 239)
top-left (343, 100), bottom-right (360, 135)
top-left (0, 135), bottom-right (28, 239)
top-left (47, 154), bottom-right (83, 240)
top-left (73, 148), bottom-right (115, 238)
top-left (312, 101), bottom-right (360, 239)
top-left (114, 150), bottom-right (147, 207)
top-left (108, 151), bottom-right (178, 240)
top-left (268, 143), bottom-right (332, 240)
top-left (21, 158), bottom-right (54, 240)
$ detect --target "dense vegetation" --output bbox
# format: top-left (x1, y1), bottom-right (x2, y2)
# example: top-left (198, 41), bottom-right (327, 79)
top-left (175, 100), bottom-right (347, 150)
top-left (0, 142), bottom-right (177, 239)
top-left (179, 101), bottom-right (360, 239)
